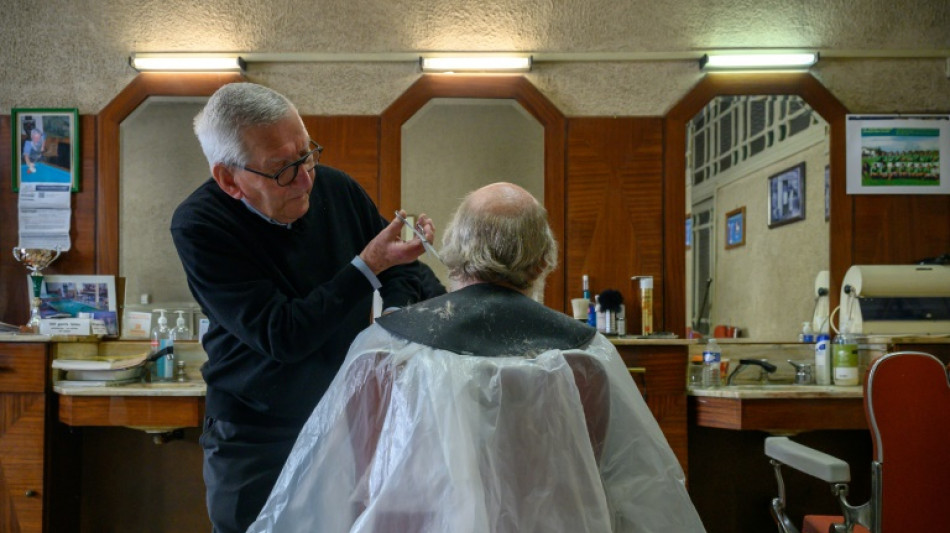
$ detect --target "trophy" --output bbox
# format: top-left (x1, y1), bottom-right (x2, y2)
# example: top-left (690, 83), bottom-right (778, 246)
top-left (12, 247), bottom-right (62, 332)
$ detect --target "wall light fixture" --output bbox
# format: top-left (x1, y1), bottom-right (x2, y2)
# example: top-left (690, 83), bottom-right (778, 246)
top-left (699, 52), bottom-right (819, 71)
top-left (419, 55), bottom-right (532, 73)
top-left (130, 53), bottom-right (246, 73)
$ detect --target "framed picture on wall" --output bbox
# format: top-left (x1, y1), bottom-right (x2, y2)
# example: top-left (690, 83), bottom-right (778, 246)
top-left (30, 274), bottom-right (116, 319)
top-left (685, 214), bottom-right (692, 249)
top-left (768, 162), bottom-right (806, 228)
top-left (724, 206), bottom-right (745, 249)
top-left (845, 114), bottom-right (950, 195)
top-left (11, 108), bottom-right (80, 192)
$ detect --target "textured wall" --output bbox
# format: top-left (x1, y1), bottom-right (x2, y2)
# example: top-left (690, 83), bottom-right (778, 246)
top-left (3, 0), bottom-right (949, 115)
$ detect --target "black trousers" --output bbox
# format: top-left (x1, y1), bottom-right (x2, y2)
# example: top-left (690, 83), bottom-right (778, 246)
top-left (200, 417), bottom-right (301, 533)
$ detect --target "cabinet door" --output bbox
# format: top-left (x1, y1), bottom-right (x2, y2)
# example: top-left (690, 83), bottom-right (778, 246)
top-left (0, 344), bottom-right (47, 533)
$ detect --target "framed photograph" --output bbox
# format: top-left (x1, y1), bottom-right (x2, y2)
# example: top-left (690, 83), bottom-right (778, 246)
top-left (685, 214), bottom-right (692, 249)
top-left (11, 108), bottom-right (80, 192)
top-left (724, 206), bottom-right (745, 249)
top-left (30, 275), bottom-right (116, 319)
top-left (768, 162), bottom-right (806, 228)
top-left (845, 114), bottom-right (950, 195)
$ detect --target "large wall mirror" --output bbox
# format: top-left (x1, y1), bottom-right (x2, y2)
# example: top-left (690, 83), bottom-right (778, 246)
top-left (685, 95), bottom-right (829, 339)
top-left (120, 96), bottom-right (209, 307)
top-left (380, 75), bottom-right (567, 310)
top-left (664, 73), bottom-right (850, 340)
top-left (96, 73), bottom-right (244, 310)
top-left (401, 97), bottom-right (544, 287)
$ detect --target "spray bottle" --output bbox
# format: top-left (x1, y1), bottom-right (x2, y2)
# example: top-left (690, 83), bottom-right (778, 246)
top-left (583, 275), bottom-right (596, 327)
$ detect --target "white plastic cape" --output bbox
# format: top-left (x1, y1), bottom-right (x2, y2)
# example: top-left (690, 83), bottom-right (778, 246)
top-left (248, 325), bottom-right (705, 532)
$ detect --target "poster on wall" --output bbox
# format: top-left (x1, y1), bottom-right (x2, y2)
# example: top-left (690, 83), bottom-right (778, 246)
top-left (846, 115), bottom-right (950, 194)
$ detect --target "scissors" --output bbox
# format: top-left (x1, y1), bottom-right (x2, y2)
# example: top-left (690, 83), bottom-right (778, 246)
top-left (395, 211), bottom-right (441, 262)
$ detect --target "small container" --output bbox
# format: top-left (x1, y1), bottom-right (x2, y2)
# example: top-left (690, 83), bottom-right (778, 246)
top-left (799, 321), bottom-right (814, 343)
top-left (687, 355), bottom-right (704, 388)
top-left (832, 329), bottom-right (859, 386)
top-left (814, 333), bottom-right (831, 385)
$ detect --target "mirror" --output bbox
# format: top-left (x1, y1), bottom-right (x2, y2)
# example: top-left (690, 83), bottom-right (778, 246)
top-left (120, 96), bottom-right (209, 306)
top-left (663, 73), bottom-right (850, 340)
top-left (96, 73), bottom-right (243, 312)
top-left (401, 97), bottom-right (544, 286)
top-left (685, 95), bottom-right (829, 339)
top-left (379, 75), bottom-right (567, 310)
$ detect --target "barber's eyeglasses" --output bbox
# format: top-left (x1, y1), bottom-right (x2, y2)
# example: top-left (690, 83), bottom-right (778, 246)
top-left (242, 140), bottom-right (323, 187)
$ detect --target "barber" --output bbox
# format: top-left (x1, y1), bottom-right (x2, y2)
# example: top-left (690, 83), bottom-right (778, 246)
top-left (170, 82), bottom-right (431, 533)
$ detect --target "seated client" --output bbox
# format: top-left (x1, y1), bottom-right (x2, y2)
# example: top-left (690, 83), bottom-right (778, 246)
top-left (248, 182), bottom-right (705, 533)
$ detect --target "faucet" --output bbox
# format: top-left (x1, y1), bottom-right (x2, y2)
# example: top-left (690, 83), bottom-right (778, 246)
top-left (726, 358), bottom-right (778, 385)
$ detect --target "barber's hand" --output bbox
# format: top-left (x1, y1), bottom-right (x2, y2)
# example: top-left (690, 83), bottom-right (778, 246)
top-left (360, 211), bottom-right (436, 275)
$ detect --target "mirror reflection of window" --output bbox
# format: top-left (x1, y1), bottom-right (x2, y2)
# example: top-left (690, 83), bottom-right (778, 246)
top-left (686, 95), bottom-right (829, 339)
top-left (401, 98), bottom-right (544, 287)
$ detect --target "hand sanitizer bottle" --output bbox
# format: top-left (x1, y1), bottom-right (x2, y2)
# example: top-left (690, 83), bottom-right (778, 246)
top-left (150, 309), bottom-right (175, 382)
top-left (172, 310), bottom-right (192, 341)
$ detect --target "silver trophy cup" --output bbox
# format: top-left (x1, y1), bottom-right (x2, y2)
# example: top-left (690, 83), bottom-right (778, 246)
top-left (12, 247), bottom-right (62, 331)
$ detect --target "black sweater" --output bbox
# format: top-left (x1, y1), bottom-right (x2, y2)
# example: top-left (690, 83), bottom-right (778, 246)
top-left (170, 166), bottom-right (422, 426)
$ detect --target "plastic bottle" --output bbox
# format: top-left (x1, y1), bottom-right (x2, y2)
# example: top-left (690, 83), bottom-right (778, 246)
top-left (832, 327), bottom-right (859, 386)
top-left (150, 309), bottom-right (175, 382)
top-left (172, 310), bottom-right (192, 341)
top-left (701, 338), bottom-right (722, 388)
top-left (799, 321), bottom-right (814, 343)
top-left (583, 275), bottom-right (596, 327)
top-left (814, 333), bottom-right (831, 385)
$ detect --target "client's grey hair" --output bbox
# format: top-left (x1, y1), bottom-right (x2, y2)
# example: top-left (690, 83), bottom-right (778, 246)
top-left (441, 182), bottom-right (558, 293)
top-left (193, 83), bottom-right (297, 171)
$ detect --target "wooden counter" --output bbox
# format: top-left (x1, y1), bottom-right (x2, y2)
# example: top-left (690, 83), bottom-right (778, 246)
top-left (688, 385), bottom-right (865, 432)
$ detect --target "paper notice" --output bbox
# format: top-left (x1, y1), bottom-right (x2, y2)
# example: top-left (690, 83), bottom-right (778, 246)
top-left (18, 183), bottom-right (72, 251)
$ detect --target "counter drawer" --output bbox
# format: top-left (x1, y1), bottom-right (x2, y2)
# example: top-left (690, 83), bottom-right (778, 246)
top-left (0, 343), bottom-right (47, 393)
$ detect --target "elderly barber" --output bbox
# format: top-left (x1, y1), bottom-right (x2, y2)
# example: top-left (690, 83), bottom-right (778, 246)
top-left (249, 182), bottom-right (706, 532)
top-left (170, 82), bottom-right (431, 533)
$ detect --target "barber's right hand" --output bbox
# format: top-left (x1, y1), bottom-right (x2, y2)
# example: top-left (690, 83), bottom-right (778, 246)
top-left (359, 211), bottom-right (427, 275)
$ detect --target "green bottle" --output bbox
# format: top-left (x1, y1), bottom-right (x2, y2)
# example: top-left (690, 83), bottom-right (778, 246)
top-left (832, 328), bottom-right (859, 386)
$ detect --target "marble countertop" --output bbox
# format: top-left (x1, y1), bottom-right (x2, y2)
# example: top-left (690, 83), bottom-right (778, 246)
top-left (54, 380), bottom-right (205, 396)
top-left (688, 384), bottom-right (863, 399)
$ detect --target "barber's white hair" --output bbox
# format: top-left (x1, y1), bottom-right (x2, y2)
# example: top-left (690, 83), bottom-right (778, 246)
top-left (193, 83), bottom-right (297, 172)
top-left (441, 186), bottom-right (558, 292)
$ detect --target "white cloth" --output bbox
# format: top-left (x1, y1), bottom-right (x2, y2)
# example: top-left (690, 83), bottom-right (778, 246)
top-left (248, 325), bottom-right (705, 532)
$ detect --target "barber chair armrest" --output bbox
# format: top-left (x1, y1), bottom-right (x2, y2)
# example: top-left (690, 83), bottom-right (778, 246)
top-left (765, 436), bottom-right (851, 484)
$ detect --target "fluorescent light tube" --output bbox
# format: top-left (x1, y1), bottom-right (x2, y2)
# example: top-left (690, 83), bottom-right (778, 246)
top-left (700, 52), bottom-right (818, 71)
top-left (130, 54), bottom-right (245, 72)
top-left (420, 56), bottom-right (532, 73)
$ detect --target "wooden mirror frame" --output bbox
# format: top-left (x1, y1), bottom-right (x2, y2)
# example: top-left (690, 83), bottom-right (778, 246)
top-left (663, 72), bottom-right (850, 337)
top-left (95, 72), bottom-right (244, 275)
top-left (379, 75), bottom-right (567, 311)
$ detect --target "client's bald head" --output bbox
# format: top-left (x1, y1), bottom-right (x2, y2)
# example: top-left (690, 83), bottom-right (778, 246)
top-left (441, 182), bottom-right (558, 294)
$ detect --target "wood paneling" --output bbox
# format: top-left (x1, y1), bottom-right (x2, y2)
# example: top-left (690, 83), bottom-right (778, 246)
top-left (0, 344), bottom-right (47, 533)
top-left (566, 117), bottom-right (664, 332)
top-left (302, 116), bottom-right (381, 204)
top-left (58, 395), bottom-right (203, 428)
top-left (690, 396), bottom-right (866, 431)
top-left (852, 195), bottom-right (950, 264)
top-left (615, 344), bottom-right (689, 474)
top-left (380, 75), bottom-right (567, 311)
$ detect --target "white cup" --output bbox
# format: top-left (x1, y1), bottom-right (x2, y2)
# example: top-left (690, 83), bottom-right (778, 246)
top-left (571, 298), bottom-right (589, 320)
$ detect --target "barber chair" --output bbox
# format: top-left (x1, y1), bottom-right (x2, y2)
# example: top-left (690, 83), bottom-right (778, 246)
top-left (764, 351), bottom-right (950, 533)
top-left (343, 350), bottom-right (611, 532)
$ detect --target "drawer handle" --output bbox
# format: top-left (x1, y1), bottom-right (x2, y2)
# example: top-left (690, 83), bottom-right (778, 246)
top-left (24, 489), bottom-right (37, 497)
